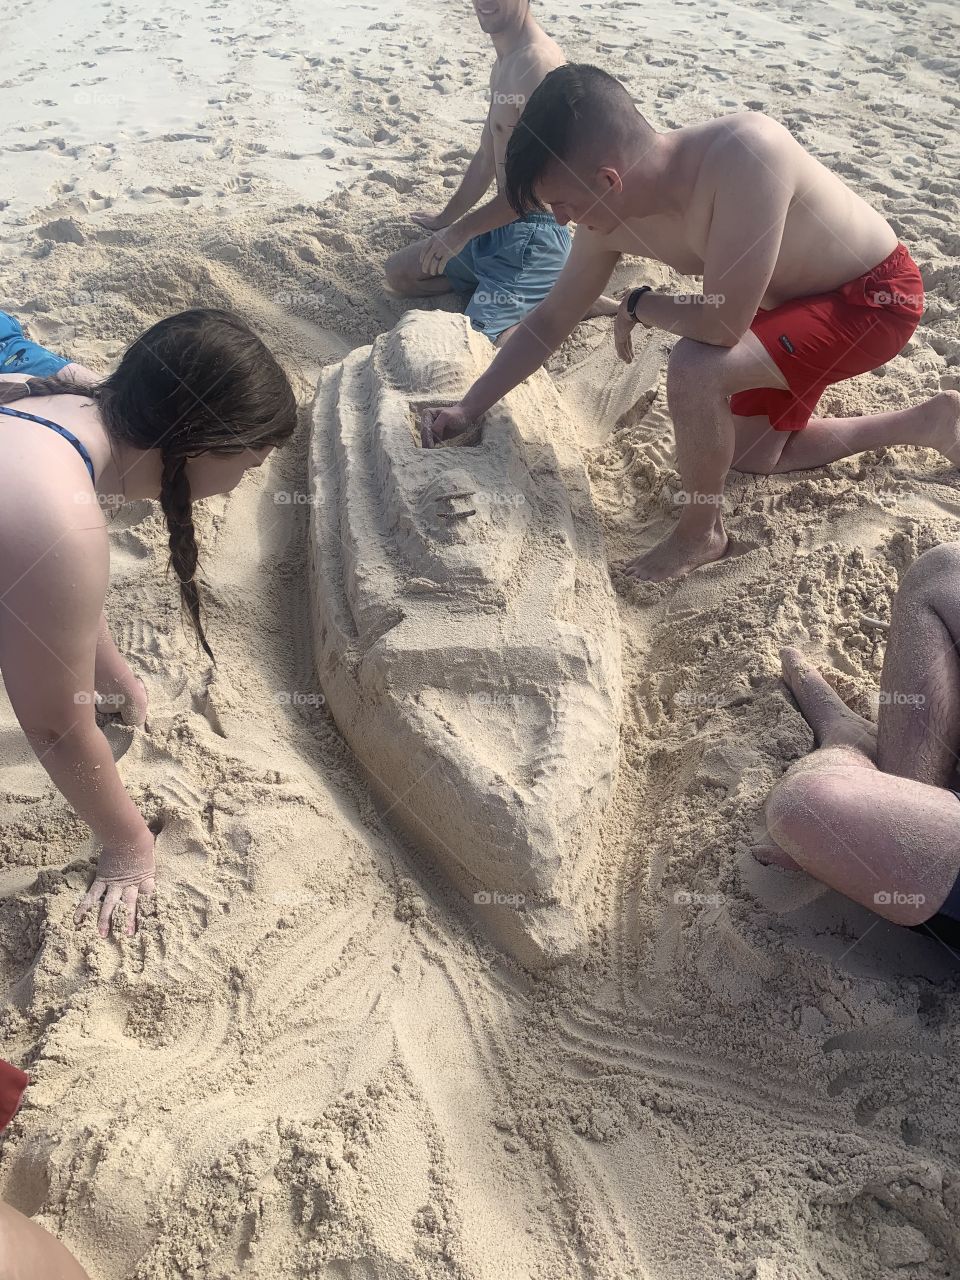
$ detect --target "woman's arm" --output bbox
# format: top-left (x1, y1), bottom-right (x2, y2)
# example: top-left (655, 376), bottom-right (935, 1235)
top-left (0, 517), bottom-right (154, 936)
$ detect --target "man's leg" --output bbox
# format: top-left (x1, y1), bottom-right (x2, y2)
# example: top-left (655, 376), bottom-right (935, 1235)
top-left (876, 541), bottom-right (960, 785)
top-left (384, 241), bottom-right (456, 298)
top-left (732, 390), bottom-right (960, 475)
top-left (759, 648), bottom-right (960, 925)
top-left (624, 332), bottom-right (789, 581)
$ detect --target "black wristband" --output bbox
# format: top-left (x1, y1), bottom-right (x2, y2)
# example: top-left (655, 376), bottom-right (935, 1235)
top-left (627, 285), bottom-right (653, 321)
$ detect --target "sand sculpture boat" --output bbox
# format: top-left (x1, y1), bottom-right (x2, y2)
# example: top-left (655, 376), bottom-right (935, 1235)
top-left (308, 310), bottom-right (659, 968)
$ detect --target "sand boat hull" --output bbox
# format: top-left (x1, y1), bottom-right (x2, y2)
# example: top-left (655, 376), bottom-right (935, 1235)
top-left (308, 311), bottom-right (624, 968)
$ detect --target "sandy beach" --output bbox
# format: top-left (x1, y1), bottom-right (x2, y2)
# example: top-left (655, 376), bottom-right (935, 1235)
top-left (2, 0), bottom-right (960, 1276)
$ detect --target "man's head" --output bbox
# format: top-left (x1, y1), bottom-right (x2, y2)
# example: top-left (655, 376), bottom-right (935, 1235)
top-left (472, 0), bottom-right (529, 36)
top-left (505, 64), bottom-right (656, 233)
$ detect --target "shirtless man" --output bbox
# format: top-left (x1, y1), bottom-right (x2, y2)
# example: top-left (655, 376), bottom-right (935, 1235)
top-left (423, 64), bottom-right (960, 579)
top-left (759, 543), bottom-right (960, 950)
top-left (384, 3), bottom-right (615, 345)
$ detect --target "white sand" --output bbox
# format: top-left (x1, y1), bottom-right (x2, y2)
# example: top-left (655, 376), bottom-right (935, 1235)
top-left (2, 0), bottom-right (960, 1276)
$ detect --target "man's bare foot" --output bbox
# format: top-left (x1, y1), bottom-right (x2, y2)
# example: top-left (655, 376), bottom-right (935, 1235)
top-left (583, 294), bottom-right (620, 320)
top-left (780, 647), bottom-right (876, 754)
top-left (924, 390), bottom-right (960, 465)
top-left (623, 524), bottom-right (728, 581)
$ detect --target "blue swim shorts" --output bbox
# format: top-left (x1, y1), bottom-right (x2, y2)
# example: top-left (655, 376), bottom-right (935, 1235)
top-left (444, 213), bottom-right (571, 342)
top-left (0, 311), bottom-right (70, 378)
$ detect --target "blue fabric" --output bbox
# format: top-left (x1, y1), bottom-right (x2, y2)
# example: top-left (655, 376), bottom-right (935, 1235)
top-left (0, 405), bottom-right (96, 483)
top-left (444, 213), bottom-right (571, 341)
top-left (0, 310), bottom-right (70, 378)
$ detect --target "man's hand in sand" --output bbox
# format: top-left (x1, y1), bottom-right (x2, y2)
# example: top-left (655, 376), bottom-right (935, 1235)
top-left (614, 293), bottom-right (645, 364)
top-left (420, 406), bottom-right (472, 449)
top-left (420, 227), bottom-right (469, 278)
top-left (410, 210), bottom-right (448, 233)
top-left (74, 834), bottom-right (156, 939)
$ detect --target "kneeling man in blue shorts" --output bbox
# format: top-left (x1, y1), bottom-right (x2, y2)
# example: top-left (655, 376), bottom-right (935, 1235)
top-left (384, 0), bottom-right (616, 345)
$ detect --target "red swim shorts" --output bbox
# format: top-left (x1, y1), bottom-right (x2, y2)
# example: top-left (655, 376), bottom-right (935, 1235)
top-left (0, 1058), bottom-right (28, 1131)
top-left (730, 242), bottom-right (924, 431)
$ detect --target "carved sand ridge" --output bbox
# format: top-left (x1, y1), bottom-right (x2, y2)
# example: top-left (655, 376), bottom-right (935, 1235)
top-left (308, 310), bottom-right (627, 967)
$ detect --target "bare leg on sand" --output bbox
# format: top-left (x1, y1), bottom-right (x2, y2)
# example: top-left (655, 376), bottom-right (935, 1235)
top-left (624, 329), bottom-right (960, 582)
top-left (756, 544), bottom-right (960, 926)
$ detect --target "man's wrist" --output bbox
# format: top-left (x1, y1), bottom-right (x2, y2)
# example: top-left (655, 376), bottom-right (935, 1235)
top-left (460, 390), bottom-right (486, 422)
top-left (627, 285), bottom-right (654, 324)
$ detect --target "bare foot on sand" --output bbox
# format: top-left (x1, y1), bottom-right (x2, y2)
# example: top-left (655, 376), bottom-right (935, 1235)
top-left (623, 524), bottom-right (728, 581)
top-left (780, 646), bottom-right (876, 756)
top-left (924, 390), bottom-right (960, 466)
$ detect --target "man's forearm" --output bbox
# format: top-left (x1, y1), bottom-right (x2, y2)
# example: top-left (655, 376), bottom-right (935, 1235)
top-left (462, 305), bottom-right (568, 419)
top-left (634, 291), bottom-right (747, 348)
top-left (440, 150), bottom-right (497, 224)
top-left (452, 193), bottom-right (518, 243)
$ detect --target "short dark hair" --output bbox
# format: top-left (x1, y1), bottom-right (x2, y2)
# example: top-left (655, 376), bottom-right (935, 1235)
top-left (505, 64), bottom-right (647, 216)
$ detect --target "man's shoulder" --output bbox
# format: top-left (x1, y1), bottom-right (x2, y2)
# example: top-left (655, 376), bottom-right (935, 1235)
top-left (700, 112), bottom-right (794, 178)
top-left (504, 35), bottom-right (565, 87)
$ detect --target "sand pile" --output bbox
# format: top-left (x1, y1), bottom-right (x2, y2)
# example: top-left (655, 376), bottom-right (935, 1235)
top-left (2, 0), bottom-right (960, 1276)
top-left (308, 309), bottom-right (655, 967)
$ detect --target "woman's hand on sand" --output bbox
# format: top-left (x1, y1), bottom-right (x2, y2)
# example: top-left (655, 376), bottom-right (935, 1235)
top-left (75, 834), bottom-right (156, 938)
top-left (614, 295), bottom-right (638, 364)
top-left (420, 405), bottom-right (471, 448)
top-left (97, 671), bottom-right (148, 728)
top-left (410, 210), bottom-right (448, 232)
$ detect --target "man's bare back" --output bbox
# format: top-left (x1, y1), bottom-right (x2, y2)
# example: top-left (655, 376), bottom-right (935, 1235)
top-left (589, 112), bottom-right (897, 311)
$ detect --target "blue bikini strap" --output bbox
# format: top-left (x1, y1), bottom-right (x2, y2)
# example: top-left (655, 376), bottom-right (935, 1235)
top-left (0, 404), bottom-right (96, 483)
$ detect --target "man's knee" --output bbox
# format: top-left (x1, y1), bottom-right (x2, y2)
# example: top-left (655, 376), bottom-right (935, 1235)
top-left (898, 541), bottom-right (960, 606)
top-left (384, 250), bottom-right (409, 294)
top-left (666, 338), bottom-right (727, 409)
top-left (766, 766), bottom-right (852, 855)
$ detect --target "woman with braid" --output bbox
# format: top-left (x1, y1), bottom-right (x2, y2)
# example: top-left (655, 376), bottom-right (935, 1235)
top-left (0, 309), bottom-right (297, 938)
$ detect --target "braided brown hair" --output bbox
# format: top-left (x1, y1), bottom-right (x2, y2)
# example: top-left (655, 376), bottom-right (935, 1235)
top-left (0, 310), bottom-right (297, 659)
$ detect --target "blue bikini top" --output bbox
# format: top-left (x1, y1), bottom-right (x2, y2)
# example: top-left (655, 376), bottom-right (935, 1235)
top-left (0, 404), bottom-right (96, 483)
